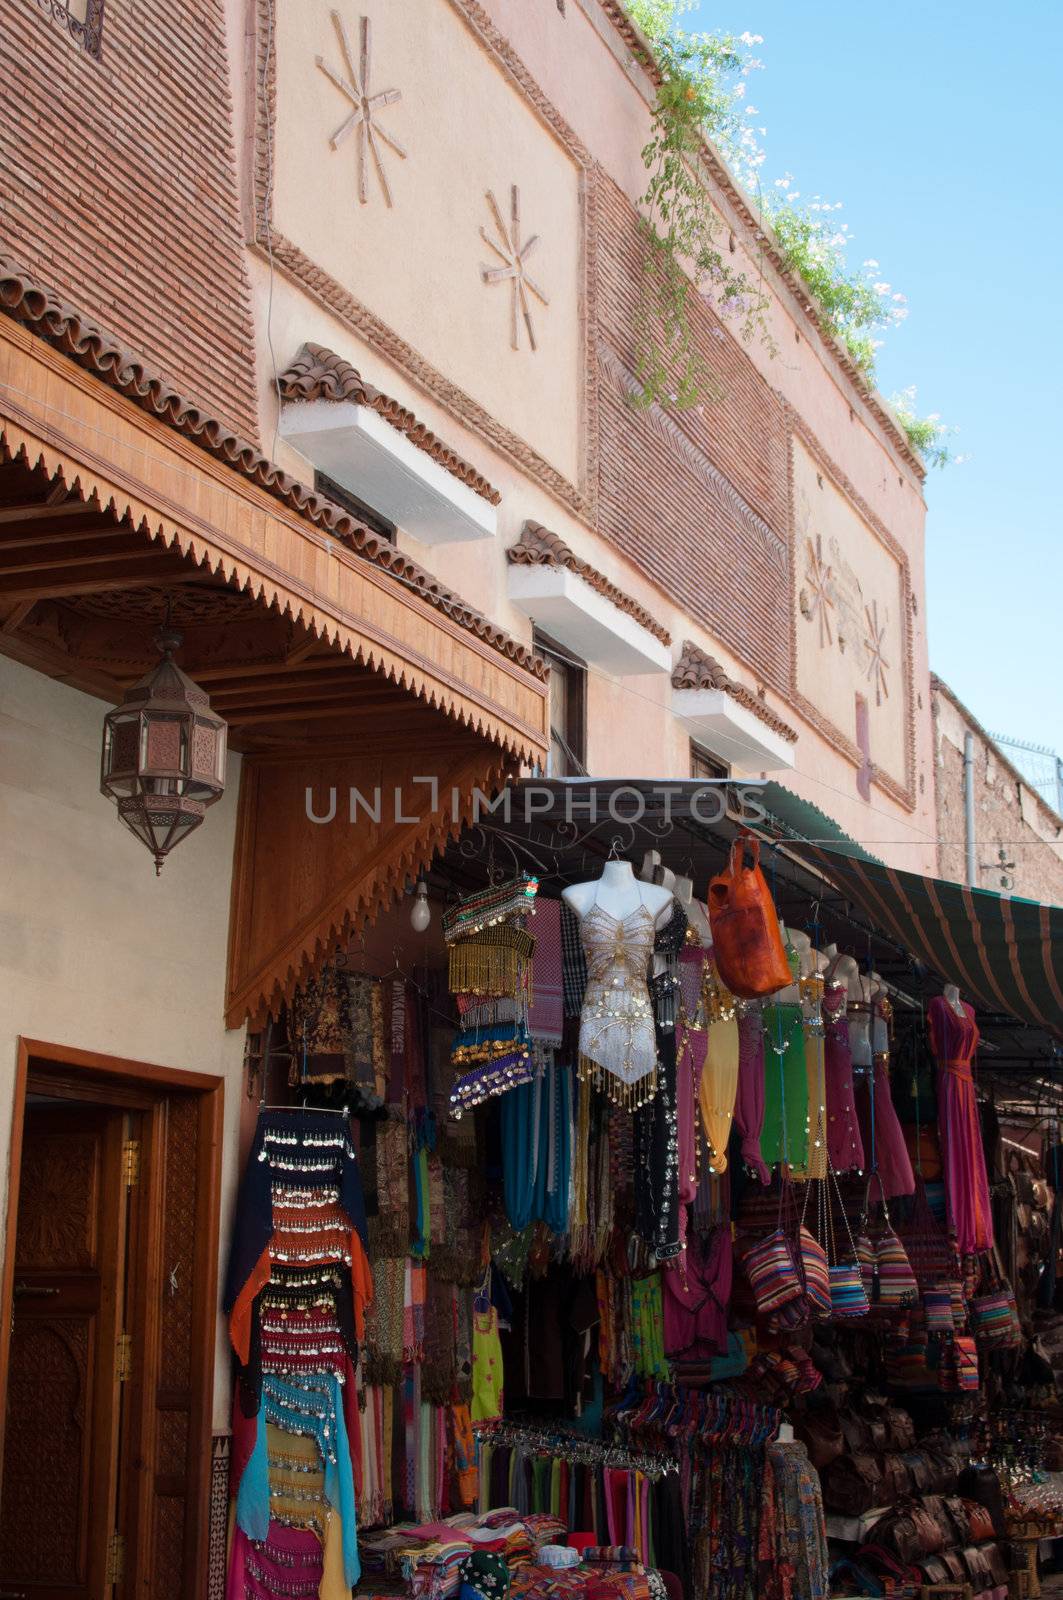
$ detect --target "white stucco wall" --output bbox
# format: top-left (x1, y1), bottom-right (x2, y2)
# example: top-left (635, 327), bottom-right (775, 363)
top-left (0, 655), bottom-right (246, 1427)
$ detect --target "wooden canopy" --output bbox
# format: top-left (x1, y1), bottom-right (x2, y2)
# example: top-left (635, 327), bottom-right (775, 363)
top-left (0, 314), bottom-right (548, 1026)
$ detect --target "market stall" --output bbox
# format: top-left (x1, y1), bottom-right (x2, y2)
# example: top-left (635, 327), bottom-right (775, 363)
top-left (220, 779), bottom-right (1063, 1600)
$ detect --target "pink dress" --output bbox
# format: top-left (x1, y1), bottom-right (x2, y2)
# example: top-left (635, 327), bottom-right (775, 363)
top-left (928, 995), bottom-right (993, 1254)
top-left (855, 999), bottom-right (914, 1199)
top-left (823, 978), bottom-right (865, 1174)
top-left (734, 1003), bottom-right (769, 1184)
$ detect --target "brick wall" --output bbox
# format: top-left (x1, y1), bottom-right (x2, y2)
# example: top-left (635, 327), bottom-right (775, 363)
top-left (595, 171), bottom-right (792, 694)
top-left (0, 0), bottom-right (259, 441)
top-left (933, 682), bottom-right (1063, 906)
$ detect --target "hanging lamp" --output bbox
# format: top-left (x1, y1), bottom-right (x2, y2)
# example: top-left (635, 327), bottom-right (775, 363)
top-left (100, 613), bottom-right (228, 873)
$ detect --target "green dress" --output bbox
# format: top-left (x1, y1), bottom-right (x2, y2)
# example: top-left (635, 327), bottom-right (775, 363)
top-left (760, 1002), bottom-right (809, 1172)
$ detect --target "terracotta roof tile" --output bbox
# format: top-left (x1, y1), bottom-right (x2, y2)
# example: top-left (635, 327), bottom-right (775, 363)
top-left (279, 343), bottom-right (501, 506)
top-left (0, 254), bottom-right (544, 680)
top-left (672, 640), bottom-right (798, 742)
top-left (508, 520), bottom-right (671, 646)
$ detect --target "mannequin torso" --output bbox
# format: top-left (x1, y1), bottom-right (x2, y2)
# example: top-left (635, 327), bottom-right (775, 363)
top-left (943, 982), bottom-right (965, 1019)
top-left (563, 859), bottom-right (674, 929)
top-left (773, 923), bottom-right (810, 1004)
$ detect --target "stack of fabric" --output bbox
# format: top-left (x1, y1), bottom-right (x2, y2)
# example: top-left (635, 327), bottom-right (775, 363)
top-left (224, 1106), bottom-right (374, 1596)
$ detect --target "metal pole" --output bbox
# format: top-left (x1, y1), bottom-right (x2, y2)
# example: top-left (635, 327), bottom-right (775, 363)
top-left (964, 731), bottom-right (977, 886)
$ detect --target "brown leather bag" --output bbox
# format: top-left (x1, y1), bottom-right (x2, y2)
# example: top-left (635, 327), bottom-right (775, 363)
top-left (707, 831), bottom-right (792, 998)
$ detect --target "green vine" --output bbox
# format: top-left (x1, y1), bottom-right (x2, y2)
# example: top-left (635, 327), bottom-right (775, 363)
top-left (889, 387), bottom-right (960, 470)
top-left (631, 17), bottom-right (771, 409)
top-left (625, 0), bottom-right (959, 465)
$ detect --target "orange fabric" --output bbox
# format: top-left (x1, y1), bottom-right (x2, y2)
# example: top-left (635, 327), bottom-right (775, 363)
top-left (229, 1245), bottom-right (272, 1363)
top-left (351, 1231), bottom-right (374, 1343)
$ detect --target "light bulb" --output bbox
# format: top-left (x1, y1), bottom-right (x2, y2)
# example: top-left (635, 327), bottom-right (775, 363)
top-left (410, 880), bottom-right (431, 933)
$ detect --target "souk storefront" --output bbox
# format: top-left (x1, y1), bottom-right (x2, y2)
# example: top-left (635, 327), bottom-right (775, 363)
top-left (0, 264), bottom-right (548, 1598)
top-left (219, 778), bottom-right (1063, 1600)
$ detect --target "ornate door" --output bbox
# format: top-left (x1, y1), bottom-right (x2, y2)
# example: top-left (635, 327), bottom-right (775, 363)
top-left (0, 1105), bottom-right (131, 1599)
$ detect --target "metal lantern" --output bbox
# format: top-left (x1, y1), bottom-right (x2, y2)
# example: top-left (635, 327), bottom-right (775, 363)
top-left (100, 623), bottom-right (228, 874)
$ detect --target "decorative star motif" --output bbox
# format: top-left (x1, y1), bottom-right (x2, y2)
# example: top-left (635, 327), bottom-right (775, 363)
top-left (479, 186), bottom-right (549, 351)
top-left (803, 534), bottom-right (835, 647)
top-left (316, 11), bottom-right (406, 208)
top-left (863, 599), bottom-right (890, 705)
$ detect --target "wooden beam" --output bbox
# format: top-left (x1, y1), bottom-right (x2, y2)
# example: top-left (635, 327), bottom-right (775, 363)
top-left (0, 521), bottom-right (121, 552)
top-left (0, 600), bottom-right (36, 635)
top-left (192, 657), bottom-right (366, 684)
top-left (0, 545), bottom-right (156, 578)
top-left (0, 568), bottom-right (203, 602)
top-left (0, 497), bottom-right (101, 525)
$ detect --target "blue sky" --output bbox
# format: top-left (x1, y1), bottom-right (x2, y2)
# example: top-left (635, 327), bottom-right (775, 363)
top-left (685, 0), bottom-right (1062, 756)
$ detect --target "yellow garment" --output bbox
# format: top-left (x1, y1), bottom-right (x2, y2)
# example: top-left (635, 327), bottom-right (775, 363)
top-left (699, 1012), bottom-right (740, 1173)
top-left (264, 1425), bottom-right (350, 1600)
top-left (803, 1029), bottom-right (828, 1179)
top-left (471, 1305), bottom-right (504, 1422)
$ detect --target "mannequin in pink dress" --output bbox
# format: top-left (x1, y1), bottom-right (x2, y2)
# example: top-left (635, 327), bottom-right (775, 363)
top-left (856, 981), bottom-right (914, 1198)
top-left (928, 988), bottom-right (993, 1254)
top-left (821, 948), bottom-right (865, 1174)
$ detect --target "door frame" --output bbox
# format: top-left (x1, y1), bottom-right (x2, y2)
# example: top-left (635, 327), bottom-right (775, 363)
top-left (0, 1038), bottom-right (225, 1596)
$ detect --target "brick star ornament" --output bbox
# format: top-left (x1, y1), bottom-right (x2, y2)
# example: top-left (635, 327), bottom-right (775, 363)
top-left (316, 11), bottom-right (407, 208)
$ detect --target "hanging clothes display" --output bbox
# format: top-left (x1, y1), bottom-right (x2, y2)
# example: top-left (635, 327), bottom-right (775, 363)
top-left (761, 1003), bottom-right (809, 1174)
top-left (225, 1106), bottom-right (371, 1593)
top-left (577, 890), bottom-right (660, 1109)
top-left (928, 994), bottom-right (994, 1253)
top-left (855, 995), bottom-right (915, 1200)
top-left (698, 958), bottom-right (739, 1176)
top-left (821, 965), bottom-right (864, 1175)
top-left (735, 1002), bottom-right (769, 1184)
top-left (800, 972), bottom-right (827, 1182)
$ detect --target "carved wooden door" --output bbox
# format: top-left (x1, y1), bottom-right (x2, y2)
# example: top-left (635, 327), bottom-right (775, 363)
top-left (0, 1105), bottom-right (131, 1599)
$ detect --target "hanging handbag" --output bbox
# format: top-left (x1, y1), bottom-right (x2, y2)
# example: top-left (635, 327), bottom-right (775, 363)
top-left (743, 1227), bottom-right (803, 1316)
top-left (706, 830), bottom-right (792, 998)
top-left (798, 1176), bottom-right (832, 1319)
top-left (826, 1163), bottom-right (869, 1320)
top-left (923, 1284), bottom-right (954, 1332)
top-left (875, 1225), bottom-right (919, 1308)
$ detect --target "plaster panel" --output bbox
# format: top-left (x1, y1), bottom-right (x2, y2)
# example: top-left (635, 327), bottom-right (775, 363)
top-left (791, 435), bottom-right (909, 793)
top-left (270, 0), bottom-right (584, 487)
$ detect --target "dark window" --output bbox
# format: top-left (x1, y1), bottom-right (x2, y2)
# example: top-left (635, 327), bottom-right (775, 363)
top-left (690, 742), bottom-right (730, 781)
top-left (534, 630), bottom-right (586, 776)
top-left (314, 470), bottom-right (396, 543)
top-left (38, 0), bottom-right (104, 56)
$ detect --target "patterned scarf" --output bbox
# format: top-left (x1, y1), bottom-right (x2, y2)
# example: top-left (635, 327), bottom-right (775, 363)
top-left (561, 902), bottom-right (588, 1017)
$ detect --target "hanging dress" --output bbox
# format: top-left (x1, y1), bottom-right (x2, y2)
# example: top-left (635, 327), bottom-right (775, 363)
top-left (822, 968), bottom-right (865, 1174)
top-left (699, 967), bottom-right (740, 1175)
top-left (577, 892), bottom-right (658, 1107)
top-left (928, 995), bottom-right (993, 1253)
top-left (734, 1002), bottom-right (769, 1184)
top-left (761, 1002), bottom-right (809, 1173)
top-left (801, 972), bottom-right (828, 1180)
top-left (856, 997), bottom-right (915, 1199)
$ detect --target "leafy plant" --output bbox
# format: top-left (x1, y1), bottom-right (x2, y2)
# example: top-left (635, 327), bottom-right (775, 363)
top-left (889, 387), bottom-right (961, 470)
top-left (628, 9), bottom-right (771, 408)
top-left (624, 0), bottom-right (957, 462)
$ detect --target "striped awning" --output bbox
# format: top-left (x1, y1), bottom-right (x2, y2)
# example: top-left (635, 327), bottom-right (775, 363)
top-left (792, 841), bottom-right (1063, 1039)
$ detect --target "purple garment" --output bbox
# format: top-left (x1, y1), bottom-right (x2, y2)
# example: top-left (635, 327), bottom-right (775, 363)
top-left (662, 1225), bottom-right (732, 1359)
top-left (734, 1007), bottom-right (769, 1184)
top-left (855, 1033), bottom-right (915, 1199)
top-left (823, 981), bottom-right (865, 1174)
top-left (929, 995), bottom-right (993, 1253)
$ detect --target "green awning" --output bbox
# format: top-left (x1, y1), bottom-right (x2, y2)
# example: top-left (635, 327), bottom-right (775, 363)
top-left (789, 839), bottom-right (1063, 1039)
top-left (757, 782), bottom-right (881, 863)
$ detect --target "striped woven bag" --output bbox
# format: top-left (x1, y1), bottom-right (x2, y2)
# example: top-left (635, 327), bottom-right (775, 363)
top-left (743, 1228), bottom-right (803, 1315)
top-left (826, 1162), bottom-right (869, 1320)
top-left (876, 1227), bottom-right (919, 1307)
